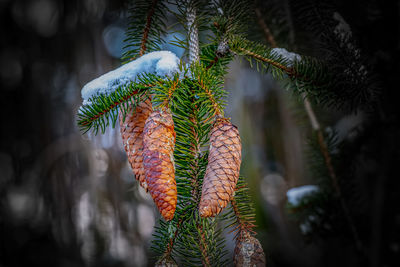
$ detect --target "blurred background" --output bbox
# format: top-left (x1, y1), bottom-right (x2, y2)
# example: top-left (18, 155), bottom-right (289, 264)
top-left (0, 0), bottom-right (399, 266)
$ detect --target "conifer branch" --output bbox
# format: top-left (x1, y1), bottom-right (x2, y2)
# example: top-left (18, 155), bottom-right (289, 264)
top-left (78, 83), bottom-right (149, 134)
top-left (77, 73), bottom-right (164, 134)
top-left (185, 4), bottom-right (213, 256)
top-left (204, 37), bottom-right (231, 71)
top-left (230, 197), bottom-right (256, 239)
top-left (255, 7), bottom-right (277, 48)
top-left (255, 8), bottom-right (363, 251)
top-left (316, 130), bottom-right (362, 251)
top-left (225, 177), bottom-right (257, 240)
top-left (80, 89), bottom-right (139, 126)
top-left (198, 224), bottom-right (211, 267)
top-left (123, 0), bottom-right (170, 62)
top-left (187, 2), bottom-right (199, 64)
top-left (151, 69), bottom-right (226, 265)
top-left (239, 47), bottom-right (293, 74)
top-left (139, 0), bottom-right (159, 57)
top-left (163, 218), bottom-right (183, 258)
top-left (161, 78), bottom-right (180, 108)
top-left (197, 79), bottom-right (222, 116)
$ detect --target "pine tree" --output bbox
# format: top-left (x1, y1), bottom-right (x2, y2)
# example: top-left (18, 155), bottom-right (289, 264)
top-left (77, 0), bottom-right (378, 265)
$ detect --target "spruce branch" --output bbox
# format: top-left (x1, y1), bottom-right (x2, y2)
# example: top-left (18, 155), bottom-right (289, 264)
top-left (198, 224), bottom-right (211, 267)
top-left (123, 0), bottom-right (170, 61)
top-left (293, 0), bottom-right (377, 110)
top-left (225, 177), bottom-right (257, 240)
top-left (238, 47), bottom-right (292, 74)
top-left (191, 64), bottom-right (226, 117)
top-left (139, 0), bottom-right (160, 57)
top-left (77, 73), bottom-right (164, 134)
top-left (316, 130), bottom-right (362, 251)
top-left (255, 7), bottom-right (363, 252)
top-left (181, 3), bottom-right (219, 258)
top-left (212, 0), bottom-right (253, 36)
top-left (229, 36), bottom-right (344, 107)
top-left (77, 83), bottom-right (146, 134)
top-left (255, 7), bottom-right (277, 48)
top-left (151, 68), bottom-right (228, 265)
top-left (187, 2), bottom-right (200, 64)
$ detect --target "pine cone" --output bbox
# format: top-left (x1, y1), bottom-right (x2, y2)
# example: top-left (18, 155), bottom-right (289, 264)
top-left (234, 235), bottom-right (266, 267)
top-left (199, 118), bottom-right (242, 217)
top-left (155, 257), bottom-right (178, 267)
top-left (143, 108), bottom-right (177, 221)
top-left (119, 99), bottom-right (152, 191)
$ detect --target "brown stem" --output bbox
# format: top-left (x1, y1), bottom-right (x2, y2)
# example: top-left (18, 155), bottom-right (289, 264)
top-left (162, 79), bottom-right (179, 108)
top-left (188, 96), bottom-right (211, 266)
top-left (197, 79), bottom-right (222, 116)
top-left (239, 47), bottom-right (293, 74)
top-left (302, 95), bottom-right (320, 131)
top-left (230, 197), bottom-right (256, 240)
top-left (198, 224), bottom-right (211, 267)
top-left (138, 0), bottom-right (159, 57)
top-left (304, 93), bottom-right (362, 250)
top-left (237, 47), bottom-right (327, 88)
top-left (165, 219), bottom-right (183, 255)
top-left (255, 7), bottom-right (277, 48)
top-left (80, 89), bottom-right (139, 126)
top-left (255, 9), bottom-right (363, 251)
top-left (206, 55), bottom-right (219, 70)
top-left (80, 82), bottom-right (160, 126)
top-left (317, 130), bottom-right (362, 251)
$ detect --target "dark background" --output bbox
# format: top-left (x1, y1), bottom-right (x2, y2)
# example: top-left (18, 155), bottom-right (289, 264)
top-left (0, 0), bottom-right (399, 266)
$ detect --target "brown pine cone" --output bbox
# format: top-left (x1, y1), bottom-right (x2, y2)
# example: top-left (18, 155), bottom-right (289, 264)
top-left (119, 98), bottom-right (152, 191)
top-left (199, 118), bottom-right (242, 217)
top-left (143, 108), bottom-right (177, 221)
top-left (234, 235), bottom-right (266, 267)
top-left (155, 257), bottom-right (178, 267)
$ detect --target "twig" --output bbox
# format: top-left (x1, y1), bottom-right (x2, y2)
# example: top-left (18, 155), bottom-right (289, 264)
top-left (187, 3), bottom-right (199, 64)
top-left (256, 5), bottom-right (363, 251)
top-left (197, 79), bottom-right (222, 116)
top-left (165, 218), bottom-right (183, 255)
top-left (162, 79), bottom-right (179, 108)
top-left (238, 47), bottom-right (292, 74)
top-left (139, 0), bottom-right (159, 56)
top-left (199, 224), bottom-right (211, 267)
top-left (186, 4), bottom-right (212, 266)
top-left (255, 7), bottom-right (277, 48)
top-left (230, 197), bottom-right (256, 239)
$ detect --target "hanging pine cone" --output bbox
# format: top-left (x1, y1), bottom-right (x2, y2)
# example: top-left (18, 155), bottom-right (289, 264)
top-left (155, 257), bottom-right (178, 267)
top-left (119, 98), bottom-right (152, 191)
top-left (143, 108), bottom-right (177, 221)
top-left (234, 235), bottom-right (266, 267)
top-left (199, 117), bottom-right (242, 217)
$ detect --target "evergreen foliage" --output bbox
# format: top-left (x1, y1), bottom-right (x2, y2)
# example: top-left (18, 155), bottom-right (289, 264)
top-left (123, 0), bottom-right (171, 61)
top-left (292, 0), bottom-right (378, 111)
top-left (224, 176), bottom-right (257, 239)
top-left (76, 0), bottom-right (379, 265)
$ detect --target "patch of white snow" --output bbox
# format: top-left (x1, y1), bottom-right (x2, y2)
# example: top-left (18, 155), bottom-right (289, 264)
top-left (271, 48), bottom-right (301, 67)
top-left (286, 185), bottom-right (320, 206)
top-left (81, 51), bottom-right (180, 101)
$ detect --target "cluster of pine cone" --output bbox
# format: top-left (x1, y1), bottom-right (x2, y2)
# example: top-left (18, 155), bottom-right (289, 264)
top-left (120, 99), bottom-right (265, 265)
top-left (120, 100), bottom-right (242, 221)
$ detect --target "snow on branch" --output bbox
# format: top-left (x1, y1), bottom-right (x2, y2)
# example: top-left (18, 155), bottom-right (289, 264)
top-left (271, 48), bottom-right (301, 67)
top-left (81, 51), bottom-right (180, 103)
top-left (286, 185), bottom-right (320, 206)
